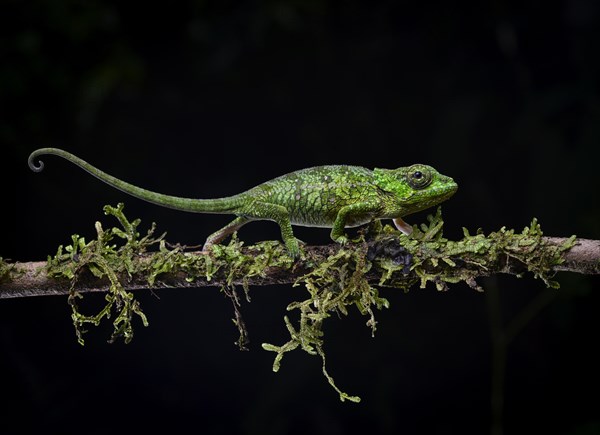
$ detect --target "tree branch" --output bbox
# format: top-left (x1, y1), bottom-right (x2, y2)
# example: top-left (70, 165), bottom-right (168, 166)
top-left (1, 204), bottom-right (598, 403)
top-left (1, 236), bottom-right (598, 299)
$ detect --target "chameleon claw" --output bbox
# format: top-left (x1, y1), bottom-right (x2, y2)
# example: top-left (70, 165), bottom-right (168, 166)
top-left (201, 241), bottom-right (217, 256)
top-left (288, 242), bottom-right (302, 259)
top-left (286, 246), bottom-right (301, 259)
top-left (335, 235), bottom-right (349, 246)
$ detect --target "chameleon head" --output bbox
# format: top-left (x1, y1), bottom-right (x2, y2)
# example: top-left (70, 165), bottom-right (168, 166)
top-left (374, 164), bottom-right (458, 217)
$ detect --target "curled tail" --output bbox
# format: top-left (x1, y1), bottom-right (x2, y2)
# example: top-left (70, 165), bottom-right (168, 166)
top-left (28, 148), bottom-right (243, 214)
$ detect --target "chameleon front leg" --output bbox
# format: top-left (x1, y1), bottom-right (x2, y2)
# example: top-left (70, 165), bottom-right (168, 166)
top-left (330, 201), bottom-right (380, 245)
top-left (203, 216), bottom-right (251, 252)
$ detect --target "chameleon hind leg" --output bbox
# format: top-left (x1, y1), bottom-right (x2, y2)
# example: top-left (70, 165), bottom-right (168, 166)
top-left (248, 201), bottom-right (300, 258)
top-left (203, 216), bottom-right (252, 252)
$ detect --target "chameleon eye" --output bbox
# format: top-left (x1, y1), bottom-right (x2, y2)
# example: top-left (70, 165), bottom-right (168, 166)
top-left (407, 165), bottom-right (432, 189)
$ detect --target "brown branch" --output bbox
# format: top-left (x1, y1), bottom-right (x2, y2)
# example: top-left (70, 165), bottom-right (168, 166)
top-left (1, 236), bottom-right (598, 299)
top-left (545, 237), bottom-right (600, 274)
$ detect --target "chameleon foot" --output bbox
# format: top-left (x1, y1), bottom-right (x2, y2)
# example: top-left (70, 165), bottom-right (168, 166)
top-left (285, 238), bottom-right (302, 259)
top-left (334, 235), bottom-right (349, 246)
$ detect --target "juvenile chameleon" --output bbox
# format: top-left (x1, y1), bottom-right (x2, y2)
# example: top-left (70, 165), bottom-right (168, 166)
top-left (28, 148), bottom-right (458, 258)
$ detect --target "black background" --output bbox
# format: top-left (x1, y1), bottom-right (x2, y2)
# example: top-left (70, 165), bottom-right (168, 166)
top-left (2, 1), bottom-right (600, 434)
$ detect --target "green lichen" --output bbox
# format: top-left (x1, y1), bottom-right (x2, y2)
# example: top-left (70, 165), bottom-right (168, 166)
top-left (44, 203), bottom-right (576, 403)
top-left (168, 239), bottom-right (290, 347)
top-left (0, 258), bottom-right (9, 281)
top-left (46, 203), bottom-right (293, 347)
top-left (262, 238), bottom-right (388, 403)
top-left (0, 257), bottom-right (23, 283)
top-left (373, 208), bottom-right (576, 292)
top-left (206, 235), bottom-right (293, 349)
top-left (261, 208), bottom-right (576, 402)
top-left (47, 203), bottom-right (157, 344)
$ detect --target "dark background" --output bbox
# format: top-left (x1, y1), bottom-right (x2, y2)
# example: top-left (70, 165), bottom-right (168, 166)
top-left (2, 1), bottom-right (599, 434)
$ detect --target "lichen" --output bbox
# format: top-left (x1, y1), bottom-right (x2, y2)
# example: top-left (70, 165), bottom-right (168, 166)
top-left (0, 258), bottom-right (9, 282)
top-left (207, 235), bottom-right (293, 349)
top-left (0, 257), bottom-right (23, 283)
top-left (262, 237), bottom-right (388, 403)
top-left (45, 203), bottom-right (294, 347)
top-left (46, 203), bottom-right (157, 344)
top-left (261, 208), bottom-right (577, 402)
top-left (42, 203), bottom-right (576, 403)
top-left (372, 208), bottom-right (577, 292)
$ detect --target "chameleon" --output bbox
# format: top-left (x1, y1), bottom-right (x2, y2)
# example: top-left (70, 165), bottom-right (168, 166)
top-left (28, 148), bottom-right (458, 258)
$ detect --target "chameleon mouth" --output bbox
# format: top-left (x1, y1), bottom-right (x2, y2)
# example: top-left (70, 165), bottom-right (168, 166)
top-left (393, 179), bottom-right (457, 228)
top-left (415, 180), bottom-right (458, 210)
top-left (439, 180), bottom-right (458, 200)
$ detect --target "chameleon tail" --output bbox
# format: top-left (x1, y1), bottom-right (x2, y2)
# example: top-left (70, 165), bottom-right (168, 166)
top-left (28, 148), bottom-right (243, 214)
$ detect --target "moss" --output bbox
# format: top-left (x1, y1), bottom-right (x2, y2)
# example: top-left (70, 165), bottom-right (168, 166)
top-left (0, 257), bottom-right (23, 283)
top-left (369, 208), bottom-right (576, 293)
top-left (46, 203), bottom-right (157, 344)
top-left (262, 237), bottom-right (387, 403)
top-left (262, 208), bottom-right (577, 402)
top-left (0, 258), bottom-right (9, 281)
top-left (46, 203), bottom-right (294, 347)
top-left (206, 235), bottom-right (293, 350)
top-left (44, 203), bottom-right (576, 403)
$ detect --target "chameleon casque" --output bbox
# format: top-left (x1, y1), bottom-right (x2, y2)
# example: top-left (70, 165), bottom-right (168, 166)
top-left (28, 148), bottom-right (458, 258)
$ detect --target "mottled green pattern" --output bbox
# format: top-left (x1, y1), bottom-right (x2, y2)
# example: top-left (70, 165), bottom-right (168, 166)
top-left (28, 148), bottom-right (458, 257)
top-left (247, 165), bottom-right (376, 227)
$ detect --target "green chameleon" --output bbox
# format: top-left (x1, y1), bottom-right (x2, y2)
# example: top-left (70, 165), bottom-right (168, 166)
top-left (28, 148), bottom-right (458, 258)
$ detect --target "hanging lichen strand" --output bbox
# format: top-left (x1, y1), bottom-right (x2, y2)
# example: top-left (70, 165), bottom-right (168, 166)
top-left (44, 203), bottom-right (295, 347)
top-left (45, 204), bottom-right (156, 345)
top-left (41, 204), bottom-right (576, 402)
top-left (262, 238), bottom-right (387, 403)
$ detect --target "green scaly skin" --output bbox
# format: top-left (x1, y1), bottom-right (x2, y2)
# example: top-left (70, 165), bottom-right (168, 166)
top-left (28, 148), bottom-right (458, 258)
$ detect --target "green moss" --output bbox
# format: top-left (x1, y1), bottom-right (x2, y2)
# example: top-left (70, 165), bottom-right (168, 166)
top-left (0, 257), bottom-right (23, 283)
top-left (0, 258), bottom-right (9, 281)
top-left (206, 235), bottom-right (293, 349)
top-left (371, 208), bottom-right (576, 293)
top-left (46, 203), bottom-right (294, 347)
top-left (47, 203), bottom-right (157, 344)
top-left (262, 238), bottom-right (387, 403)
top-left (44, 203), bottom-right (576, 403)
top-left (262, 208), bottom-right (577, 402)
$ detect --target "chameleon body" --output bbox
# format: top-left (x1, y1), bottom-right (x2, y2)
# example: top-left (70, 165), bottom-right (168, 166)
top-left (28, 148), bottom-right (458, 258)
